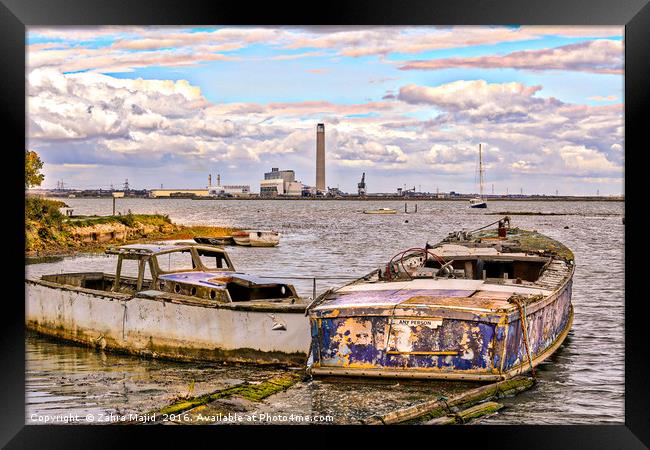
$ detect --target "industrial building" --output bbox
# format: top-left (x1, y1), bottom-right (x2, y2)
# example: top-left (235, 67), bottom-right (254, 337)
top-left (260, 168), bottom-right (303, 197)
top-left (149, 174), bottom-right (250, 198)
top-left (316, 123), bottom-right (325, 192)
top-left (149, 189), bottom-right (209, 198)
top-left (207, 174), bottom-right (251, 197)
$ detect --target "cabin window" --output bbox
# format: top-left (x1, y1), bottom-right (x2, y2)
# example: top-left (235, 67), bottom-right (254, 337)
top-left (155, 251), bottom-right (196, 272)
top-left (117, 259), bottom-right (141, 278)
top-left (111, 258), bottom-right (153, 293)
top-left (472, 259), bottom-right (546, 282)
top-left (197, 249), bottom-right (230, 270)
top-left (142, 260), bottom-right (153, 281)
top-left (226, 282), bottom-right (293, 301)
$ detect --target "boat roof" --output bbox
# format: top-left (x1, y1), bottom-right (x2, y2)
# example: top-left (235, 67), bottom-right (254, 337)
top-left (312, 278), bottom-right (552, 313)
top-left (158, 271), bottom-right (288, 288)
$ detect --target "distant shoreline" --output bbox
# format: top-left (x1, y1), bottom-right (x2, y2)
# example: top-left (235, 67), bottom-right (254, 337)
top-left (40, 194), bottom-right (624, 202)
top-left (186, 196), bottom-right (624, 202)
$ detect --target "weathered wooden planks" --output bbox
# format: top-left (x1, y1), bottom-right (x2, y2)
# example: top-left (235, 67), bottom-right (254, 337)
top-left (361, 376), bottom-right (534, 424)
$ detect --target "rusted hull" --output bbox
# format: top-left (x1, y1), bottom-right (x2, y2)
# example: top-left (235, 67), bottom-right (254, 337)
top-left (309, 279), bottom-right (573, 381)
top-left (26, 280), bottom-right (310, 366)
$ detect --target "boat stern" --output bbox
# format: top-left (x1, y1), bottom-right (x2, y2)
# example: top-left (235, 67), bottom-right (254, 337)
top-left (307, 288), bottom-right (512, 381)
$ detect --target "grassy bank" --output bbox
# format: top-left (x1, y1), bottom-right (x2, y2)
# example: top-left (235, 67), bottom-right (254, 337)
top-left (25, 197), bottom-right (239, 256)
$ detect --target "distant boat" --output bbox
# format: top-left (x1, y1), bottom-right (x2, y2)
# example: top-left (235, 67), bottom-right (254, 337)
top-left (193, 236), bottom-right (234, 246)
top-left (470, 144), bottom-right (487, 209)
top-left (232, 230), bottom-right (280, 247)
top-left (364, 208), bottom-right (397, 215)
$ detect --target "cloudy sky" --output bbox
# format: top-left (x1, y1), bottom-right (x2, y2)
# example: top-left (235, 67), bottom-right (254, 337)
top-left (27, 26), bottom-right (624, 195)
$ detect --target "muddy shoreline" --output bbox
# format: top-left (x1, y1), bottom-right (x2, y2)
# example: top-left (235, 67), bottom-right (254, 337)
top-left (26, 220), bottom-right (240, 259)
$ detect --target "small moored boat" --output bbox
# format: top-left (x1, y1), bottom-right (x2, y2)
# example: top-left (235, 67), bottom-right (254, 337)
top-left (232, 230), bottom-right (280, 247)
top-left (363, 208), bottom-right (397, 215)
top-left (469, 198), bottom-right (487, 209)
top-left (307, 217), bottom-right (574, 381)
top-left (193, 236), bottom-right (234, 246)
top-left (469, 143), bottom-right (488, 209)
top-left (26, 243), bottom-right (309, 365)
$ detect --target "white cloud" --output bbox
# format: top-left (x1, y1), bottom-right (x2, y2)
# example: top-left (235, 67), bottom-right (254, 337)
top-left (589, 95), bottom-right (619, 101)
top-left (398, 80), bottom-right (556, 122)
top-left (558, 145), bottom-right (621, 174)
top-left (510, 160), bottom-right (535, 172)
top-left (400, 40), bottom-right (623, 74)
top-left (27, 26), bottom-right (624, 75)
top-left (27, 67), bottom-right (623, 192)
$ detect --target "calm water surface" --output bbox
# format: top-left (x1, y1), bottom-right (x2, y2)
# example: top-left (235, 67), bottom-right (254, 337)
top-left (25, 199), bottom-right (624, 424)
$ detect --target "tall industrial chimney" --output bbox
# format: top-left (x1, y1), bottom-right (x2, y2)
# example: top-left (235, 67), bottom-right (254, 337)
top-left (208, 174), bottom-right (212, 187)
top-left (316, 123), bottom-right (325, 191)
top-left (217, 174), bottom-right (221, 187)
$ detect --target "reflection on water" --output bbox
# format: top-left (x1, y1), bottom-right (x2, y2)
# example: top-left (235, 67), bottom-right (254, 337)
top-left (26, 199), bottom-right (624, 424)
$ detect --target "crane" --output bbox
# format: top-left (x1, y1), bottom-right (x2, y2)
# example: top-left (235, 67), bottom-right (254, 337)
top-left (357, 172), bottom-right (366, 196)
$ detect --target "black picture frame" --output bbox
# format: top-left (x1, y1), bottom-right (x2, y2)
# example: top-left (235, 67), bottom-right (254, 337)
top-left (2, 0), bottom-right (647, 447)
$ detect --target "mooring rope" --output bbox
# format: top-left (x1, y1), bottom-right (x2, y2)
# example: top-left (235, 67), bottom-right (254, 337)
top-left (467, 215), bottom-right (511, 235)
top-left (511, 297), bottom-right (536, 378)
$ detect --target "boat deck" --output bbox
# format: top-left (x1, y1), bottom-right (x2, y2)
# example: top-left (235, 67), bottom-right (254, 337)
top-left (312, 278), bottom-right (553, 314)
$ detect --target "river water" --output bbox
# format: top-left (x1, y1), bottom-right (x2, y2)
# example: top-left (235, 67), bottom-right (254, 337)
top-left (25, 199), bottom-right (624, 424)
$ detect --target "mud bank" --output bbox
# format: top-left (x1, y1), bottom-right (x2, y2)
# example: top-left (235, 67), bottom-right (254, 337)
top-left (26, 211), bottom-right (239, 258)
top-left (144, 373), bottom-right (534, 425)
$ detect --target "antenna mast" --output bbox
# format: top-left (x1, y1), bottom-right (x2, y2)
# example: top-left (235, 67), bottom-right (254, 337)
top-left (479, 143), bottom-right (484, 197)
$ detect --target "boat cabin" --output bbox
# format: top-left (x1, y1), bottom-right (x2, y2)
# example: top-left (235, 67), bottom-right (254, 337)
top-left (41, 243), bottom-right (299, 304)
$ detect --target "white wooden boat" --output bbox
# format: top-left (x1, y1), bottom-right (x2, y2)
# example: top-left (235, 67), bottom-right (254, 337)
top-left (232, 230), bottom-right (280, 247)
top-left (232, 231), bottom-right (251, 246)
top-left (26, 243), bottom-right (309, 365)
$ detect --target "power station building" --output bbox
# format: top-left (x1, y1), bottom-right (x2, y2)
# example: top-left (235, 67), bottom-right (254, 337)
top-left (149, 174), bottom-right (250, 198)
top-left (316, 123), bottom-right (325, 192)
top-left (260, 168), bottom-right (303, 197)
top-left (207, 174), bottom-right (251, 197)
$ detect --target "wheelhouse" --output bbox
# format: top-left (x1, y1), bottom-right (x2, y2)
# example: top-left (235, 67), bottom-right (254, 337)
top-left (41, 242), bottom-right (299, 304)
top-left (107, 243), bottom-right (235, 292)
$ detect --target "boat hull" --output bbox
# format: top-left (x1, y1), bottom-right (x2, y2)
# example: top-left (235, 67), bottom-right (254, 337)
top-left (249, 232), bottom-right (280, 247)
top-left (26, 279), bottom-right (310, 366)
top-left (308, 276), bottom-right (573, 381)
top-left (470, 202), bottom-right (487, 209)
top-left (232, 235), bottom-right (251, 246)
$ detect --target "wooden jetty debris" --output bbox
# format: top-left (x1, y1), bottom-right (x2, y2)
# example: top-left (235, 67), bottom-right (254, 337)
top-left (360, 376), bottom-right (534, 425)
top-left (134, 373), bottom-right (300, 423)
top-left (422, 401), bottom-right (503, 425)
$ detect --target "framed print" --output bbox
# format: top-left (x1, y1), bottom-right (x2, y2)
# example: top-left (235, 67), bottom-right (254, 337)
top-left (2, 0), bottom-right (648, 447)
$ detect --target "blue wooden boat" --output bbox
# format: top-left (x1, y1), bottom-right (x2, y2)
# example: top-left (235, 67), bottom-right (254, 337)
top-left (306, 218), bottom-right (574, 381)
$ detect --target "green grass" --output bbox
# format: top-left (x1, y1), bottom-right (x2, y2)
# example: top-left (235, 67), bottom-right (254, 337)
top-left (156, 373), bottom-right (300, 416)
top-left (475, 227), bottom-right (574, 261)
top-left (66, 213), bottom-right (171, 228)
